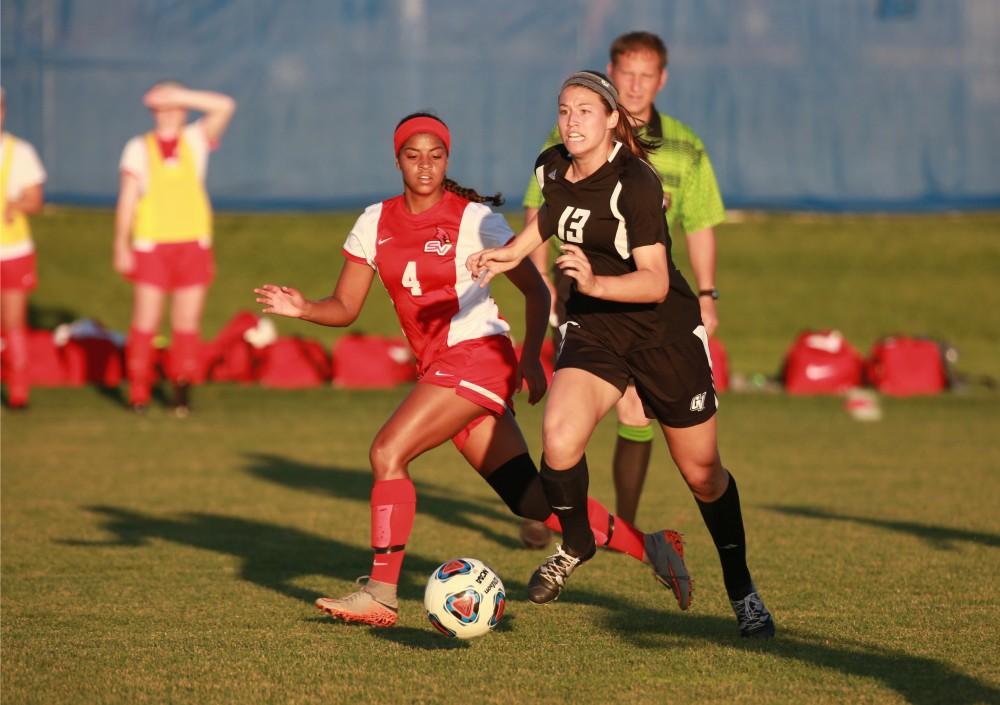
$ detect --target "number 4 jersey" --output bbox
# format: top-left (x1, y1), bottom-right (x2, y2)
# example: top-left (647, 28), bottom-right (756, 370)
top-left (535, 142), bottom-right (700, 354)
top-left (343, 190), bottom-right (512, 366)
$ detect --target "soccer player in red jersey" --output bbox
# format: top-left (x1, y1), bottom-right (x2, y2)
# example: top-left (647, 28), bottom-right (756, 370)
top-left (469, 74), bottom-right (773, 638)
top-left (255, 113), bottom-right (690, 627)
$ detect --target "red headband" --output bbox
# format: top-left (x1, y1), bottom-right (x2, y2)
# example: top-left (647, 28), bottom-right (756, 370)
top-left (393, 116), bottom-right (451, 156)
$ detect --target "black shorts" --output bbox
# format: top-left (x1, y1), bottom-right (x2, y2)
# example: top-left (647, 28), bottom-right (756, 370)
top-left (555, 323), bottom-right (718, 428)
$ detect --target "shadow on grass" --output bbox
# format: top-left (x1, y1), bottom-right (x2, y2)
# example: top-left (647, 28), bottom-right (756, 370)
top-left (571, 588), bottom-right (998, 705)
top-left (59, 506), bottom-right (996, 702)
top-left (766, 505), bottom-right (1000, 549)
top-left (60, 505), bottom-right (443, 604)
top-left (243, 452), bottom-right (524, 550)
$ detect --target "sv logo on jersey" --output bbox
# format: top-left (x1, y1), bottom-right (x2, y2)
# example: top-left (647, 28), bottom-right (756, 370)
top-left (557, 206), bottom-right (590, 243)
top-left (423, 227), bottom-right (453, 255)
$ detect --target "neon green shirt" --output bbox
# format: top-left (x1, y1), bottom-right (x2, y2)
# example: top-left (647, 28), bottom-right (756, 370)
top-left (521, 105), bottom-right (725, 236)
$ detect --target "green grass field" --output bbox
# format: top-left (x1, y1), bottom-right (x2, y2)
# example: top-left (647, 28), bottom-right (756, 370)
top-left (3, 209), bottom-right (999, 704)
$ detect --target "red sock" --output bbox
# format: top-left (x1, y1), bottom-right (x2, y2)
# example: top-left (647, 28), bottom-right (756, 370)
top-left (126, 328), bottom-right (156, 405)
top-left (543, 497), bottom-right (646, 561)
top-left (369, 478), bottom-right (417, 585)
top-left (3, 326), bottom-right (30, 406)
top-left (170, 330), bottom-right (200, 383)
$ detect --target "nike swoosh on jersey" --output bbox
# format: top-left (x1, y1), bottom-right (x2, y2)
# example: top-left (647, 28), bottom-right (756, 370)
top-left (377, 237), bottom-right (393, 245)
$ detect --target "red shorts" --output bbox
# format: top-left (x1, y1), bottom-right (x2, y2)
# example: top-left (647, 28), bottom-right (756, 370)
top-left (129, 241), bottom-right (215, 290)
top-left (419, 335), bottom-right (519, 450)
top-left (0, 253), bottom-right (37, 292)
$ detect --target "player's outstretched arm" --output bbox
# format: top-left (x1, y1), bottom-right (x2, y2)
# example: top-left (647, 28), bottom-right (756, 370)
top-left (466, 216), bottom-right (544, 288)
top-left (255, 259), bottom-right (375, 327)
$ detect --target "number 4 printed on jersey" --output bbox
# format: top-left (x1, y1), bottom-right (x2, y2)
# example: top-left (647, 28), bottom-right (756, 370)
top-left (558, 206), bottom-right (590, 243)
top-left (402, 261), bottom-right (422, 296)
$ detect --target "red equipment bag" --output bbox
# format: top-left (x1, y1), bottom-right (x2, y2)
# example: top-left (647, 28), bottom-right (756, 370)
top-left (331, 333), bottom-right (415, 388)
top-left (864, 336), bottom-right (946, 396)
top-left (24, 330), bottom-right (70, 386)
top-left (206, 310), bottom-right (261, 383)
top-left (257, 337), bottom-right (332, 389)
top-left (783, 330), bottom-right (863, 394)
top-left (62, 337), bottom-right (124, 387)
top-left (708, 336), bottom-right (730, 393)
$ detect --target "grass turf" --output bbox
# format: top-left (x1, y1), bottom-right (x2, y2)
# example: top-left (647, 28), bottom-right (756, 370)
top-left (3, 208), bottom-right (999, 704)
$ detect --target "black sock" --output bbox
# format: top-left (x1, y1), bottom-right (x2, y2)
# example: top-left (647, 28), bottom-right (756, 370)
top-left (696, 472), bottom-right (753, 601)
top-left (539, 455), bottom-right (596, 559)
top-left (485, 453), bottom-right (552, 522)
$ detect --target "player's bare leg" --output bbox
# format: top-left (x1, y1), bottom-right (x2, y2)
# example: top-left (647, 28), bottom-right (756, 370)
top-left (663, 417), bottom-right (773, 637)
top-left (316, 384), bottom-right (486, 627)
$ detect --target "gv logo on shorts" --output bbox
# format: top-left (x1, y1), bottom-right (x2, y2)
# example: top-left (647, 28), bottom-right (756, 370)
top-left (690, 392), bottom-right (707, 412)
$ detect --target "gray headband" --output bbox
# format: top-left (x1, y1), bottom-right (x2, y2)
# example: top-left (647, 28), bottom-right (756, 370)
top-left (561, 71), bottom-right (619, 111)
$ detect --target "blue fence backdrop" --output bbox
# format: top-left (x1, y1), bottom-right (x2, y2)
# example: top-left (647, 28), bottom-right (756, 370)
top-left (2, 0), bottom-right (999, 211)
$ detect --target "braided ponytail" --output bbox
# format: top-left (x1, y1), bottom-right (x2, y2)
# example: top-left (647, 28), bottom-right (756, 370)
top-left (443, 178), bottom-right (505, 206)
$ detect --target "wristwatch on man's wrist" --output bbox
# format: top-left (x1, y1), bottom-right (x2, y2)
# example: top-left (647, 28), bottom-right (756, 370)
top-left (698, 288), bottom-right (720, 300)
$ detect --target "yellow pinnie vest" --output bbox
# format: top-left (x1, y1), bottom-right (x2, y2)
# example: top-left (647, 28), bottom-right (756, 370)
top-left (133, 132), bottom-right (212, 245)
top-left (0, 134), bottom-right (32, 251)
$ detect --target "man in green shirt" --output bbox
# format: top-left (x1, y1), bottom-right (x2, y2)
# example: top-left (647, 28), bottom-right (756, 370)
top-left (522, 31), bottom-right (726, 529)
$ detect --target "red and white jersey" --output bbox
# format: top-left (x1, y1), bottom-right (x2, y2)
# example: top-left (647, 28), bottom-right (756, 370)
top-left (343, 190), bottom-right (513, 365)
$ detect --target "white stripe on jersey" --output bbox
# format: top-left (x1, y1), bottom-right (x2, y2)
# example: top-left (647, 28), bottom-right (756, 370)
top-left (343, 202), bottom-right (384, 269)
top-left (458, 379), bottom-right (507, 410)
top-left (448, 203), bottom-right (512, 347)
top-left (607, 141), bottom-right (624, 162)
top-left (535, 163), bottom-right (547, 192)
top-left (609, 180), bottom-right (630, 259)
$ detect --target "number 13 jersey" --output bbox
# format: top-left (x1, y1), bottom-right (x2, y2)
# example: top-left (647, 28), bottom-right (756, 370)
top-left (535, 142), bottom-right (700, 354)
top-left (343, 190), bottom-right (512, 365)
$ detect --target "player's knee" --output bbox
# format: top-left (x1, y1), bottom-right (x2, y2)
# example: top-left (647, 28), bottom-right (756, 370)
top-left (368, 437), bottom-right (409, 481)
top-left (681, 460), bottom-right (727, 501)
top-left (541, 422), bottom-right (586, 468)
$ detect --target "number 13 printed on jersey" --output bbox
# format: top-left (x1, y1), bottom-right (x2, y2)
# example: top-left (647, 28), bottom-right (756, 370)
top-left (557, 206), bottom-right (591, 243)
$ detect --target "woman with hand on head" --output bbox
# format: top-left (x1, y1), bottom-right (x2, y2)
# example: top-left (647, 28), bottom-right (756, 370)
top-left (255, 112), bottom-right (690, 627)
top-left (114, 81), bottom-right (236, 415)
top-left (469, 72), bottom-right (772, 638)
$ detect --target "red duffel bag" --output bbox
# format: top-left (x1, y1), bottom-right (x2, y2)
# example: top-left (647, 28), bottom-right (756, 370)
top-left (865, 336), bottom-right (947, 396)
top-left (257, 337), bottom-right (332, 389)
top-left (331, 333), bottom-right (415, 389)
top-left (783, 330), bottom-right (863, 395)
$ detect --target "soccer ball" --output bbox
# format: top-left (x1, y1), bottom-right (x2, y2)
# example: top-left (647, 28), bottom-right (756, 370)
top-left (424, 558), bottom-right (506, 639)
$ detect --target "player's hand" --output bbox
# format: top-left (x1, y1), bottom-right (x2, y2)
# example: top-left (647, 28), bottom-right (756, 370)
top-left (699, 297), bottom-right (719, 337)
top-left (113, 243), bottom-right (134, 275)
top-left (143, 84), bottom-right (186, 110)
top-left (518, 357), bottom-right (548, 405)
top-left (555, 244), bottom-right (597, 296)
top-left (255, 284), bottom-right (308, 318)
top-left (3, 204), bottom-right (15, 225)
top-left (466, 247), bottom-right (522, 288)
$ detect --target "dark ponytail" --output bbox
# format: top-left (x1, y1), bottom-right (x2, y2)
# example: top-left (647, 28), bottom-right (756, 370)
top-left (443, 178), bottom-right (505, 206)
top-left (612, 102), bottom-right (659, 163)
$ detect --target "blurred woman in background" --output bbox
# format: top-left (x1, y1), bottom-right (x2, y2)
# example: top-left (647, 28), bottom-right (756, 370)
top-left (0, 87), bottom-right (47, 410)
top-left (114, 82), bottom-right (236, 415)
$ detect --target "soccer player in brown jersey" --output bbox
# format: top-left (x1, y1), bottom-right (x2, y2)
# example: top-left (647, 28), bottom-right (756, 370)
top-left (469, 73), bottom-right (773, 638)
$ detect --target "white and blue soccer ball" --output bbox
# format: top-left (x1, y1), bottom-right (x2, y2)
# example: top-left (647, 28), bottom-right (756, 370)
top-left (424, 558), bottom-right (506, 639)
